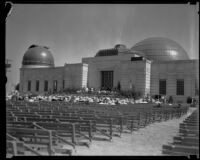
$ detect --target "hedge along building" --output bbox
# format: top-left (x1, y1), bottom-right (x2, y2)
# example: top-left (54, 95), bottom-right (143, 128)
top-left (19, 37), bottom-right (199, 103)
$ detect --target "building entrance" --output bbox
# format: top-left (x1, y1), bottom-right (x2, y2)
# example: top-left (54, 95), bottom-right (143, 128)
top-left (101, 71), bottom-right (113, 90)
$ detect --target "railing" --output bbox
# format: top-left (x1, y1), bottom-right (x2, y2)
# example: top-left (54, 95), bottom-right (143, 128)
top-left (162, 110), bottom-right (199, 157)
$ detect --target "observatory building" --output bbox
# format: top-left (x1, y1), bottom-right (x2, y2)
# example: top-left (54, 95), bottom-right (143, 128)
top-left (19, 38), bottom-right (199, 103)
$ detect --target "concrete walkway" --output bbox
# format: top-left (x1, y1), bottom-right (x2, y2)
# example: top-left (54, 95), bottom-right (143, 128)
top-left (74, 107), bottom-right (196, 156)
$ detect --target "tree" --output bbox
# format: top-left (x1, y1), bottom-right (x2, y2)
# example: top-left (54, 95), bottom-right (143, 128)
top-left (186, 96), bottom-right (192, 104)
top-left (15, 83), bottom-right (20, 91)
top-left (168, 96), bottom-right (173, 104)
top-left (117, 81), bottom-right (121, 91)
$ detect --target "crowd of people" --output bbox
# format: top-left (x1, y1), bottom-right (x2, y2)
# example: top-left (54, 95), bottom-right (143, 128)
top-left (6, 89), bottom-right (170, 106)
top-left (6, 88), bottom-right (198, 106)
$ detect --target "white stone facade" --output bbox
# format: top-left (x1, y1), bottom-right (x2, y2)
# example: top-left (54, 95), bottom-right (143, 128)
top-left (19, 53), bottom-right (199, 103)
top-left (150, 60), bottom-right (199, 102)
top-left (19, 63), bottom-right (88, 94)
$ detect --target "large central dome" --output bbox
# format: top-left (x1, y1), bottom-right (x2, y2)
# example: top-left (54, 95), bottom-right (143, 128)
top-left (22, 45), bottom-right (55, 68)
top-left (131, 37), bottom-right (189, 61)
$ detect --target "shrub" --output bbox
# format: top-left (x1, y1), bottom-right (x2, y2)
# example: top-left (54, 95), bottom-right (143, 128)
top-left (63, 87), bottom-right (79, 94)
top-left (117, 81), bottom-right (121, 91)
top-left (154, 95), bottom-right (161, 100)
top-left (186, 96), bottom-right (192, 104)
top-left (118, 89), bottom-right (142, 99)
top-left (133, 90), bottom-right (143, 99)
top-left (168, 96), bottom-right (173, 103)
top-left (15, 83), bottom-right (20, 91)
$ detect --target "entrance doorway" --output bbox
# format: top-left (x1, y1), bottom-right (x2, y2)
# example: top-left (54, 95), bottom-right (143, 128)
top-left (101, 71), bottom-right (113, 90)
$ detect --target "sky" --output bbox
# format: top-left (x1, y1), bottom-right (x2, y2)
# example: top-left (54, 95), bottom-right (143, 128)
top-left (6, 4), bottom-right (199, 94)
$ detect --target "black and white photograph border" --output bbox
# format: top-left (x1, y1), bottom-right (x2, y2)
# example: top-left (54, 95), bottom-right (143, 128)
top-left (4, 0), bottom-right (199, 158)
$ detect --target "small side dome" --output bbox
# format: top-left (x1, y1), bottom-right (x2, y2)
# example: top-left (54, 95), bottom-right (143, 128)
top-left (131, 37), bottom-right (189, 61)
top-left (22, 45), bottom-right (55, 68)
top-left (114, 44), bottom-right (129, 53)
top-left (114, 44), bottom-right (127, 50)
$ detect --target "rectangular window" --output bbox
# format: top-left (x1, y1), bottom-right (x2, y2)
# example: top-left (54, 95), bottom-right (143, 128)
top-left (53, 80), bottom-right (57, 92)
top-left (159, 79), bottom-right (166, 95)
top-left (63, 80), bottom-right (65, 89)
top-left (36, 80), bottom-right (39, 92)
top-left (177, 79), bottom-right (184, 95)
top-left (44, 80), bottom-right (48, 92)
top-left (28, 81), bottom-right (31, 91)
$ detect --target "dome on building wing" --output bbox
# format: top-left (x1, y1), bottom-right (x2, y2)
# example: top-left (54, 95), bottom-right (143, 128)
top-left (22, 45), bottom-right (55, 68)
top-left (95, 48), bottom-right (118, 57)
top-left (131, 37), bottom-right (189, 61)
top-left (95, 44), bottom-right (130, 57)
